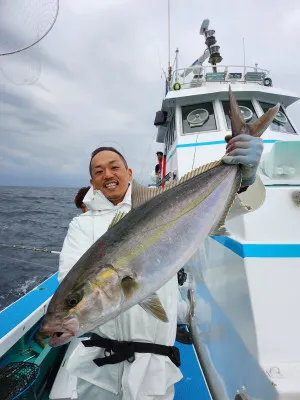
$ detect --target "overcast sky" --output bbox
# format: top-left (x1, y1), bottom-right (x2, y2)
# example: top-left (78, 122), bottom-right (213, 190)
top-left (0, 0), bottom-right (299, 187)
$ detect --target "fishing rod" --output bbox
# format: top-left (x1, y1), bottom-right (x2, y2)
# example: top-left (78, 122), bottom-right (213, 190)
top-left (0, 243), bottom-right (60, 255)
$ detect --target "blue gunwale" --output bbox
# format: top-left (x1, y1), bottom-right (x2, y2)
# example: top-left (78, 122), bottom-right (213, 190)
top-left (0, 273), bottom-right (59, 340)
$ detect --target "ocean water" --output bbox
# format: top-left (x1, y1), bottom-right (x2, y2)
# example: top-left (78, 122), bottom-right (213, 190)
top-left (0, 186), bottom-right (79, 311)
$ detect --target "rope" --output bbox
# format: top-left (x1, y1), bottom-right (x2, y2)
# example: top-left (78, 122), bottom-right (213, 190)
top-left (1, 254), bottom-right (54, 269)
top-left (0, 243), bottom-right (60, 254)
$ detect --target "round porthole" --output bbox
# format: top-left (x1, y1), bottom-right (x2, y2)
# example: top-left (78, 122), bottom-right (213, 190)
top-left (274, 110), bottom-right (287, 125)
top-left (239, 106), bottom-right (253, 122)
top-left (187, 108), bottom-right (209, 127)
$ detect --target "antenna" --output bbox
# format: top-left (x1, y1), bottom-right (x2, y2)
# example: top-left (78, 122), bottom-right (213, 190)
top-left (200, 19), bottom-right (210, 35)
top-left (243, 37), bottom-right (246, 76)
top-left (200, 19), bottom-right (222, 72)
top-left (167, 0), bottom-right (172, 90)
top-left (175, 48), bottom-right (179, 81)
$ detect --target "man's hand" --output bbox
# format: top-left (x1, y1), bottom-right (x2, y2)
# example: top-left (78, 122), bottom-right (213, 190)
top-left (222, 134), bottom-right (263, 186)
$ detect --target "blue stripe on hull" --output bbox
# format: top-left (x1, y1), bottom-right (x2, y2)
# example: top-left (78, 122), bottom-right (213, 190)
top-left (176, 139), bottom-right (278, 149)
top-left (167, 140), bottom-right (279, 162)
top-left (0, 273), bottom-right (59, 339)
top-left (211, 236), bottom-right (300, 258)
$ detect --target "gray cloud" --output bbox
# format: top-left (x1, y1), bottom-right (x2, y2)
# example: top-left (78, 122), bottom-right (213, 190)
top-left (0, 0), bottom-right (299, 187)
top-left (0, 85), bottom-right (65, 132)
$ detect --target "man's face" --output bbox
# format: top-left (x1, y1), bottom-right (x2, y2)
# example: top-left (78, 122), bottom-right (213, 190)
top-left (157, 153), bottom-right (163, 161)
top-left (90, 151), bottom-right (132, 205)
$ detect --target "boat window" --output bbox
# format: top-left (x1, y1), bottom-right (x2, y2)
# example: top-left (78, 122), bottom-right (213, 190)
top-left (259, 102), bottom-right (296, 134)
top-left (222, 100), bottom-right (258, 129)
top-left (182, 102), bottom-right (217, 134)
top-left (165, 117), bottom-right (176, 153)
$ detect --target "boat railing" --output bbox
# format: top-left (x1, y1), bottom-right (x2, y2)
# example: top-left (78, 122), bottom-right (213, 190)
top-left (171, 65), bottom-right (270, 90)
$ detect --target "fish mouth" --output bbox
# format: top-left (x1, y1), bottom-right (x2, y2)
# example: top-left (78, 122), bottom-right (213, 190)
top-left (40, 317), bottom-right (79, 347)
top-left (49, 331), bottom-right (74, 347)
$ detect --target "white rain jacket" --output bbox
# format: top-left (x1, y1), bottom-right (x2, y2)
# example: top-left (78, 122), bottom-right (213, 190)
top-left (58, 184), bottom-right (182, 399)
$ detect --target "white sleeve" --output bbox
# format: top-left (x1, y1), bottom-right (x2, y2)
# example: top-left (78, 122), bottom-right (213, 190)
top-left (58, 218), bottom-right (93, 283)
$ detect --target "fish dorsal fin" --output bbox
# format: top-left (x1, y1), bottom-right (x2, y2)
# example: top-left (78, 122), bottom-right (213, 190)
top-left (108, 211), bottom-right (127, 229)
top-left (228, 85), bottom-right (246, 137)
top-left (132, 160), bottom-right (222, 208)
top-left (131, 180), bottom-right (164, 208)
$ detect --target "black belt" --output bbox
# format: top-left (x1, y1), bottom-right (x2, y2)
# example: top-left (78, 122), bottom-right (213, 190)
top-left (82, 333), bottom-right (181, 368)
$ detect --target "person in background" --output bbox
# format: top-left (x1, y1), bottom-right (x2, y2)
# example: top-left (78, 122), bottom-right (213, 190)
top-left (74, 186), bottom-right (90, 213)
top-left (155, 164), bottom-right (162, 187)
top-left (155, 151), bottom-right (163, 187)
top-left (156, 151), bottom-right (163, 173)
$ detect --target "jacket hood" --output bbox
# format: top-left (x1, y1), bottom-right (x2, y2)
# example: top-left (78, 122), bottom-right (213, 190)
top-left (83, 182), bottom-right (132, 211)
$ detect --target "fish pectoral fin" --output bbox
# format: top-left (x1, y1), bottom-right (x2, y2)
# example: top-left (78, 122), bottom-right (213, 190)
top-left (139, 293), bottom-right (168, 322)
top-left (121, 276), bottom-right (140, 299)
top-left (211, 226), bottom-right (230, 236)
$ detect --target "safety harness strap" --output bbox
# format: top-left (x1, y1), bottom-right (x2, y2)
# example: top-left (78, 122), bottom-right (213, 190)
top-left (82, 333), bottom-right (181, 367)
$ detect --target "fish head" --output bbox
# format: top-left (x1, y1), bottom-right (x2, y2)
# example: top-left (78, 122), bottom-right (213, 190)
top-left (40, 265), bottom-right (122, 346)
top-left (228, 85), bottom-right (280, 137)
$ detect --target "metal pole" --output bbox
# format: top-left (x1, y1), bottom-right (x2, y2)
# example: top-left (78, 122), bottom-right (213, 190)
top-left (243, 37), bottom-right (246, 77)
top-left (175, 48), bottom-right (179, 81)
top-left (167, 0), bottom-right (172, 89)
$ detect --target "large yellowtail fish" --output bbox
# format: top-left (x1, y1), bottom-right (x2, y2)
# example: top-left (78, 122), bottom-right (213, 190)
top-left (41, 88), bottom-right (279, 346)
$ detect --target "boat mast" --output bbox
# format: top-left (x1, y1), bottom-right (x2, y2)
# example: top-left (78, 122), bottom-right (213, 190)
top-left (200, 19), bottom-right (222, 73)
top-left (167, 0), bottom-right (172, 89)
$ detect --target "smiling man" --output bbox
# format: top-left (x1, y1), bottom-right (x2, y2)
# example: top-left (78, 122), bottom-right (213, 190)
top-left (58, 147), bottom-right (182, 400)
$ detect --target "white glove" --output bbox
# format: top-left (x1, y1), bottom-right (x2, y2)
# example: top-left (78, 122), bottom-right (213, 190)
top-left (222, 134), bottom-right (263, 186)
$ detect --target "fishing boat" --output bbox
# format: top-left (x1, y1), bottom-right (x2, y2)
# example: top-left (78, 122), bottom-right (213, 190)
top-left (1, 19), bottom-right (299, 400)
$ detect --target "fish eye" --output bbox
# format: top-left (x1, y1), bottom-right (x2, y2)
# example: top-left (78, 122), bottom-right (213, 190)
top-left (66, 291), bottom-right (83, 308)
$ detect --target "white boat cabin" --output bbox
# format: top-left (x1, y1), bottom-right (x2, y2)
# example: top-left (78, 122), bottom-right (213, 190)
top-left (154, 60), bottom-right (300, 399)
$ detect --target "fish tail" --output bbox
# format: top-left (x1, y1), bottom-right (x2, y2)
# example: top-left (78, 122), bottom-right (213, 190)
top-left (228, 85), bottom-right (280, 138)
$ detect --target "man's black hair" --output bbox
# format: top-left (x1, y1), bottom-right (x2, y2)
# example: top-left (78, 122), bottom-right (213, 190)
top-left (89, 147), bottom-right (128, 177)
top-left (156, 151), bottom-right (163, 156)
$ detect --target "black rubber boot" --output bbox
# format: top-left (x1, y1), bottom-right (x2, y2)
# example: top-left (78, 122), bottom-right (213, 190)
top-left (176, 325), bottom-right (192, 344)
